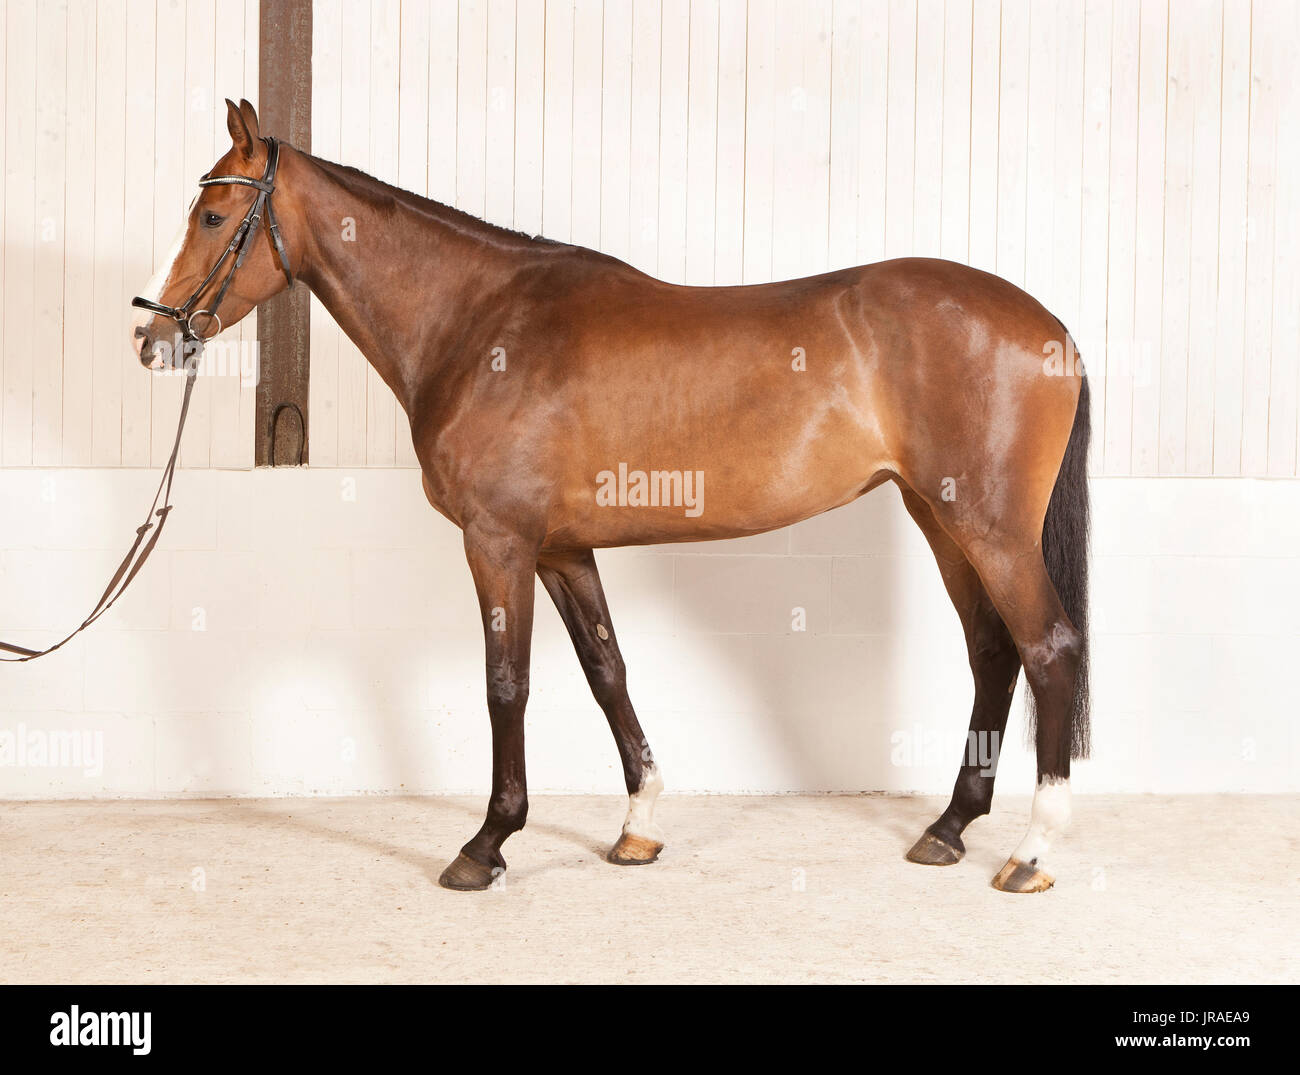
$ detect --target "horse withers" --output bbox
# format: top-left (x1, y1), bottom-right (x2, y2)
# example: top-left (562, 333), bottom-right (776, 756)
top-left (132, 99), bottom-right (1090, 894)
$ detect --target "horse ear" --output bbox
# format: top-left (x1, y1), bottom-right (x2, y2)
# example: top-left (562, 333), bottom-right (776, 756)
top-left (238, 99), bottom-right (261, 141)
top-left (226, 98), bottom-right (255, 158)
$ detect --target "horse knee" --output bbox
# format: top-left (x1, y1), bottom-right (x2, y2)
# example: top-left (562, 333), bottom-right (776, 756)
top-left (486, 662), bottom-right (530, 714)
top-left (585, 652), bottom-right (627, 710)
top-left (1022, 620), bottom-right (1082, 696)
top-left (488, 787), bottom-right (528, 833)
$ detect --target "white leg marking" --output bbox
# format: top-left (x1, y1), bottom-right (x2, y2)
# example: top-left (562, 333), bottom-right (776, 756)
top-left (1012, 776), bottom-right (1071, 866)
top-left (622, 764), bottom-right (664, 843)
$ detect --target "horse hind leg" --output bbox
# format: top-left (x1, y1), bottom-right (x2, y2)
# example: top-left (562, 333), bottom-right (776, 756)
top-left (962, 543), bottom-right (1083, 893)
top-left (897, 487), bottom-right (1021, 867)
top-left (537, 549), bottom-right (665, 865)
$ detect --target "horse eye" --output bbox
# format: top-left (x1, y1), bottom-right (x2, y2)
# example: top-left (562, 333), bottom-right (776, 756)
top-left (201, 211), bottom-right (225, 229)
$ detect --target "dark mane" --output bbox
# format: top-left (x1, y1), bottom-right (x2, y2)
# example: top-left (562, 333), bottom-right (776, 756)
top-left (309, 154), bottom-right (565, 249)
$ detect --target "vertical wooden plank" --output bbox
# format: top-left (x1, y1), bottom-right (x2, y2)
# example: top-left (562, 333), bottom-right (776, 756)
top-left (514, 0), bottom-right (546, 237)
top-left (628, 0), bottom-right (661, 275)
top-left (995, 0), bottom-right (1029, 288)
top-left (428, 0), bottom-right (459, 205)
top-left (854, 0), bottom-right (888, 265)
top-left (485, 0), bottom-right (517, 228)
top-left (1130, 0), bottom-right (1167, 475)
top-left (365, 0), bottom-right (399, 468)
top-left (395, 0), bottom-right (432, 468)
top-left (742, 0), bottom-right (775, 282)
top-left (800, 2), bottom-right (832, 276)
top-left (601, 0), bottom-right (633, 261)
top-left (309, 0), bottom-right (342, 468)
top-left (237, 0), bottom-right (258, 468)
top-left (1103, 0), bottom-right (1138, 474)
top-left (335, 0), bottom-right (371, 467)
top-left (207, 0), bottom-right (244, 469)
top-left (542, 0), bottom-right (574, 241)
top-left (1184, 0), bottom-right (1223, 474)
top-left (1239, 0), bottom-right (1276, 475)
top-left (3, 0), bottom-right (37, 465)
top-left (685, 0), bottom-right (719, 284)
top-left (571, 0), bottom-right (603, 251)
top-left (0, 0), bottom-right (5, 459)
top-left (966, 0), bottom-right (999, 274)
top-left (657, 0), bottom-right (688, 281)
top-left (258, 0), bottom-right (311, 466)
top-left (883, 0), bottom-right (916, 260)
top-left (1267, 1), bottom-right (1299, 474)
top-left (939, 0), bottom-right (972, 265)
top-left (803, 1), bottom-right (833, 274)
top-left (770, 0), bottom-right (800, 277)
top-left (913, 0), bottom-right (944, 258)
top-left (773, 0), bottom-right (831, 277)
top-left (89, 0), bottom-right (127, 466)
top-left (177, 0), bottom-right (217, 468)
top-left (1159, 0), bottom-right (1194, 473)
top-left (32, 0), bottom-right (69, 466)
top-left (714, 0), bottom-right (746, 284)
top-left (1051, 0), bottom-right (1085, 349)
top-left (1212, 0), bottom-right (1250, 474)
top-left (457, 0), bottom-right (489, 221)
top-left (828, 0), bottom-right (863, 272)
top-left (1079, 0), bottom-right (1112, 474)
top-left (1024, 1), bottom-right (1058, 302)
top-left (118, 0), bottom-right (155, 467)
top-left (148, 0), bottom-right (184, 467)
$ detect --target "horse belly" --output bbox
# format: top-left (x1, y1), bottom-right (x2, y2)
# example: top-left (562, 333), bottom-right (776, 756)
top-left (543, 400), bottom-right (890, 549)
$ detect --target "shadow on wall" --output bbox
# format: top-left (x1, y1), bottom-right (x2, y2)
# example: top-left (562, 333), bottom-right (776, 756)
top-left (0, 466), bottom-right (1013, 802)
top-left (186, 468), bottom-right (984, 798)
top-left (592, 482), bottom-right (986, 796)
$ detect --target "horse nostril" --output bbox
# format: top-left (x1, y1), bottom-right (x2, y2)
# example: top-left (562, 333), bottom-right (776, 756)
top-left (134, 326), bottom-right (154, 365)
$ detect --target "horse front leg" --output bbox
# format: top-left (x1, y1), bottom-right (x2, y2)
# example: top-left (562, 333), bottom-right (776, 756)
top-left (437, 526), bottom-right (539, 891)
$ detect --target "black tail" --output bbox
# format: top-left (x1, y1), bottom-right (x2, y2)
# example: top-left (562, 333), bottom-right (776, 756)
top-left (1029, 365), bottom-right (1091, 760)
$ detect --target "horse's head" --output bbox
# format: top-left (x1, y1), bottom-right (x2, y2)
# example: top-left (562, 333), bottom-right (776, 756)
top-left (131, 99), bottom-right (298, 369)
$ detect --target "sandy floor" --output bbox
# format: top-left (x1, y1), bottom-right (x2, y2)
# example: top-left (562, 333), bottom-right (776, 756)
top-left (1, 793), bottom-right (1295, 983)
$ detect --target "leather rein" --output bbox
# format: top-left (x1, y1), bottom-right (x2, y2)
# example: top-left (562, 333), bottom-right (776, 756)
top-left (0, 138), bottom-right (292, 662)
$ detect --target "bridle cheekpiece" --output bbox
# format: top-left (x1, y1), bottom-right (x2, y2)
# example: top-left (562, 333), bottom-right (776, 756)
top-left (131, 136), bottom-right (293, 353)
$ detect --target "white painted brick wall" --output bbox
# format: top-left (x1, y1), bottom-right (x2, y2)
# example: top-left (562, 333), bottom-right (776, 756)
top-left (1, 470), bottom-right (1296, 798)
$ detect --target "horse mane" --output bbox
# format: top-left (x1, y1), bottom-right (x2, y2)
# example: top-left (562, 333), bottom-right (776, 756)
top-left (308, 153), bottom-right (566, 250)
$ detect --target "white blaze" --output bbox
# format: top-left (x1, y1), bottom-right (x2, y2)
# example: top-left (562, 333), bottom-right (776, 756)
top-left (130, 220), bottom-right (189, 363)
top-left (1012, 776), bottom-right (1071, 866)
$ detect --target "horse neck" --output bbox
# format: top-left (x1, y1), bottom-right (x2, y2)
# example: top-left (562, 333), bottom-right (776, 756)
top-left (290, 149), bottom-right (523, 413)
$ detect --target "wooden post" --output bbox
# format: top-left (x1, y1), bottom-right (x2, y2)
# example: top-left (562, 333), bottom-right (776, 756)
top-left (256, 0), bottom-right (312, 465)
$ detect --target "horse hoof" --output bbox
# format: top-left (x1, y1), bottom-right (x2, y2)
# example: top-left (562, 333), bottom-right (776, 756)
top-left (905, 830), bottom-right (964, 866)
top-left (990, 857), bottom-right (1055, 893)
top-left (437, 852), bottom-right (501, 891)
top-left (607, 833), bottom-right (664, 865)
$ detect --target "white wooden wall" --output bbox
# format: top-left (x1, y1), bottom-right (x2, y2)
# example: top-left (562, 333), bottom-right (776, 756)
top-left (309, 0), bottom-right (1300, 477)
top-left (2, 1), bottom-right (1297, 476)
top-left (0, 0), bottom-right (259, 470)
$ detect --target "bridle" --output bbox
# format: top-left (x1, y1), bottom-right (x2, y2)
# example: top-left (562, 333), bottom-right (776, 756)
top-left (131, 135), bottom-right (293, 348)
top-left (0, 138), bottom-right (294, 662)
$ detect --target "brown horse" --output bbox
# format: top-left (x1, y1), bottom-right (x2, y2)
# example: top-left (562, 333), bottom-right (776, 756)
top-left (133, 100), bottom-right (1090, 894)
